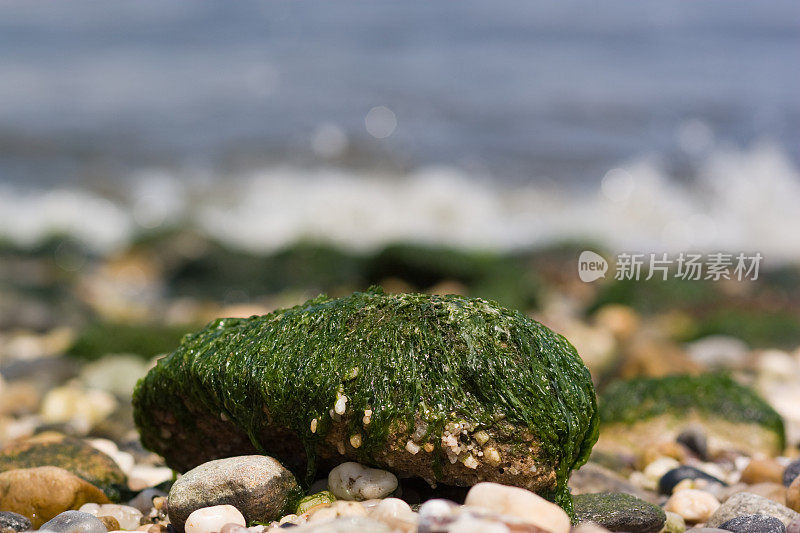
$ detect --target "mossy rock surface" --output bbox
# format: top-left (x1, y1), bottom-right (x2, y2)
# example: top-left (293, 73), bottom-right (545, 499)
top-left (133, 288), bottom-right (597, 515)
top-left (573, 492), bottom-right (665, 533)
top-left (598, 374), bottom-right (785, 456)
top-left (0, 433), bottom-right (126, 501)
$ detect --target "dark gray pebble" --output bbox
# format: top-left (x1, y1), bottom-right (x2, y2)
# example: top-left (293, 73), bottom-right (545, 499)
top-left (677, 427), bottom-right (708, 460)
top-left (0, 511), bottom-right (31, 533)
top-left (659, 465), bottom-right (727, 494)
top-left (784, 459), bottom-right (800, 487)
top-left (720, 514), bottom-right (786, 533)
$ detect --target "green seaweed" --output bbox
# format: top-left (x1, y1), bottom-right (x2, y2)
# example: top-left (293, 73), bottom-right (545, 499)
top-left (366, 244), bottom-right (541, 311)
top-left (67, 321), bottom-right (199, 360)
top-left (679, 308), bottom-right (800, 349)
top-left (599, 374), bottom-right (785, 449)
top-left (133, 288), bottom-right (597, 514)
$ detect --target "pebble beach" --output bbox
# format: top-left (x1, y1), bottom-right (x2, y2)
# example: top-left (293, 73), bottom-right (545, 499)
top-left (2, 238), bottom-right (800, 533)
top-left (2, 3), bottom-right (799, 533)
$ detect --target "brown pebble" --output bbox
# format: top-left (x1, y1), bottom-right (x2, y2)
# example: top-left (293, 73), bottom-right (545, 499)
top-left (153, 497), bottom-right (167, 512)
top-left (741, 458), bottom-right (784, 484)
top-left (788, 475), bottom-right (800, 512)
top-left (147, 525), bottom-right (168, 533)
top-left (746, 482), bottom-right (787, 505)
top-left (639, 442), bottom-right (687, 469)
top-left (98, 516), bottom-right (120, 531)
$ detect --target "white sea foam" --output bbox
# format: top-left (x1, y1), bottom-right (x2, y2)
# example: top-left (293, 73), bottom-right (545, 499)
top-left (1, 141), bottom-right (798, 263)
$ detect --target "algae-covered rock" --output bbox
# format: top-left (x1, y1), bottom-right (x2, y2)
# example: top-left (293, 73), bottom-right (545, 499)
top-left (573, 492), bottom-right (666, 533)
top-left (0, 433), bottom-right (127, 501)
top-left (596, 374), bottom-right (785, 457)
top-left (133, 288), bottom-right (598, 514)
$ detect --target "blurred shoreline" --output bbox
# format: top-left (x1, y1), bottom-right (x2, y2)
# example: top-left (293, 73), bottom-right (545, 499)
top-left (2, 140), bottom-right (799, 263)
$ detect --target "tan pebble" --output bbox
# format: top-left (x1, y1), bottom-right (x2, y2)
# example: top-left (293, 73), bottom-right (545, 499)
top-left (746, 482), bottom-right (787, 505)
top-left (307, 501), bottom-right (366, 522)
top-left (673, 478), bottom-right (696, 493)
top-left (136, 526), bottom-right (153, 531)
top-left (0, 466), bottom-right (110, 528)
top-left (639, 442), bottom-right (687, 469)
top-left (98, 516), bottom-right (120, 531)
top-left (465, 482), bottom-right (570, 533)
top-left (788, 475), bottom-right (800, 512)
top-left (664, 488), bottom-right (720, 523)
top-left (483, 447), bottom-right (502, 466)
top-left (153, 497), bottom-right (167, 512)
top-left (643, 457), bottom-right (681, 484)
top-left (741, 458), bottom-right (785, 484)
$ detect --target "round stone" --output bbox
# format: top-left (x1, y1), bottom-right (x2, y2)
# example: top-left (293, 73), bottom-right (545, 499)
top-left (573, 492), bottom-right (666, 533)
top-left (168, 455), bottom-right (299, 532)
top-left (39, 511), bottom-right (108, 533)
top-left (128, 488), bottom-right (168, 514)
top-left (719, 514), bottom-right (786, 533)
top-left (0, 433), bottom-right (126, 500)
top-left (742, 459), bottom-right (785, 485)
top-left (328, 462), bottom-right (397, 501)
top-left (97, 516), bottom-right (120, 531)
top-left (676, 427), bottom-right (708, 460)
top-left (0, 466), bottom-right (110, 528)
top-left (785, 460), bottom-right (800, 487)
top-left (78, 503), bottom-right (143, 530)
top-left (706, 492), bottom-right (800, 529)
top-left (664, 489), bottom-right (720, 524)
top-left (466, 483), bottom-right (571, 533)
top-left (0, 511), bottom-right (32, 533)
top-left (184, 505), bottom-right (245, 533)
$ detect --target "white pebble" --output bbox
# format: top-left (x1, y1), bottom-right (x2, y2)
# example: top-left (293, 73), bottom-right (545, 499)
top-left (418, 499), bottom-right (457, 520)
top-left (643, 457), bottom-right (681, 484)
top-left (464, 482), bottom-right (570, 533)
top-left (368, 497), bottom-right (416, 530)
top-left (328, 462), bottom-right (398, 501)
top-left (127, 465), bottom-right (173, 491)
top-left (664, 489), bottom-right (720, 523)
top-left (79, 503), bottom-right (143, 530)
top-left (184, 505), bottom-right (245, 533)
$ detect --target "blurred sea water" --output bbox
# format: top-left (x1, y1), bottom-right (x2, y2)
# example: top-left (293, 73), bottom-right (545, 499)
top-left (0, 1), bottom-right (799, 259)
